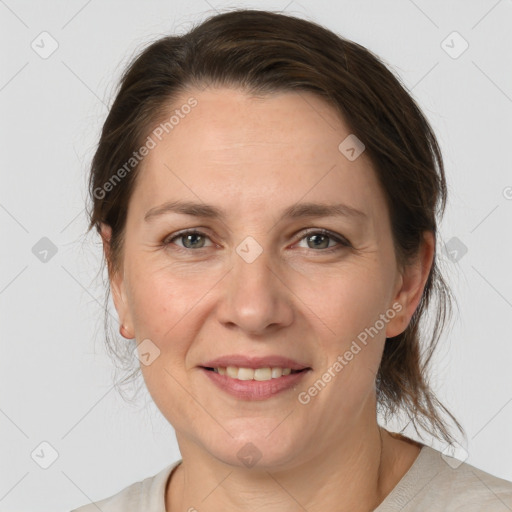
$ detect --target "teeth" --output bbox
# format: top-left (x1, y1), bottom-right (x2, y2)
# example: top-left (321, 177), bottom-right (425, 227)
top-left (226, 366), bottom-right (239, 378)
top-left (212, 366), bottom-right (299, 381)
top-left (237, 367), bottom-right (255, 381)
top-left (254, 368), bottom-right (272, 381)
top-left (271, 367), bottom-right (282, 378)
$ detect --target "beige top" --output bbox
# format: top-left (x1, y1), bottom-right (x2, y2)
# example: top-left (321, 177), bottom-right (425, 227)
top-left (71, 445), bottom-right (512, 511)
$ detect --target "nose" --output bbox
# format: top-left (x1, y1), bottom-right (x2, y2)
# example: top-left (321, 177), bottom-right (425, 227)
top-left (216, 240), bottom-right (294, 336)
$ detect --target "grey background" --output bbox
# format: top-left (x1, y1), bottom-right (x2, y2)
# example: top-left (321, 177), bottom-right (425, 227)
top-left (1, 0), bottom-right (511, 510)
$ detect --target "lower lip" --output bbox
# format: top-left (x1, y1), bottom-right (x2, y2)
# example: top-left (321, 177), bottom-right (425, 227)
top-left (200, 367), bottom-right (310, 400)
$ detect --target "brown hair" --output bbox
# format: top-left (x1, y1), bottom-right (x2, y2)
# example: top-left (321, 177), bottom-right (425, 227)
top-left (86, 8), bottom-right (463, 444)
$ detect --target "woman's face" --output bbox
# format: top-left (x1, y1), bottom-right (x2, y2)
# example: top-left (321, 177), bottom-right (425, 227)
top-left (105, 87), bottom-right (428, 468)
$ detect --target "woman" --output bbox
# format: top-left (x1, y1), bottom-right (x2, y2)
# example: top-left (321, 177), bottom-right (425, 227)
top-left (72, 9), bottom-right (512, 512)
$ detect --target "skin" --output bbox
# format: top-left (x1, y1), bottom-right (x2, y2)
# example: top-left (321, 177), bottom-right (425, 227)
top-left (101, 86), bottom-right (433, 511)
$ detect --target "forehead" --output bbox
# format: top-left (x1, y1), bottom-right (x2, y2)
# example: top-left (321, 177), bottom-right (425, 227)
top-left (129, 87), bottom-right (387, 225)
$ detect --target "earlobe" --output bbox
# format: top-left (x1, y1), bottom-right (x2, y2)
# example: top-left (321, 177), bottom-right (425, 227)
top-left (119, 324), bottom-right (134, 339)
top-left (100, 222), bottom-right (134, 339)
top-left (385, 231), bottom-right (435, 339)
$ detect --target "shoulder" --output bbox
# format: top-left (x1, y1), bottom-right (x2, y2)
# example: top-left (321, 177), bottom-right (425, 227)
top-left (440, 454), bottom-right (512, 510)
top-left (379, 444), bottom-right (512, 512)
top-left (70, 460), bottom-right (181, 512)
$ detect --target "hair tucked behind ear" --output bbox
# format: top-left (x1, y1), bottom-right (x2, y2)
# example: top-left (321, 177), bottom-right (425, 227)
top-left (86, 8), bottom-right (464, 446)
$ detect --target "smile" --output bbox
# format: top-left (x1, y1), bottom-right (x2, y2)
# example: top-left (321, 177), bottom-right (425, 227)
top-left (200, 366), bottom-right (311, 400)
top-left (204, 366), bottom-right (305, 381)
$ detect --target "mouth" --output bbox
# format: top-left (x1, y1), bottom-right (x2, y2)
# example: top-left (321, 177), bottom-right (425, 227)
top-left (199, 364), bottom-right (312, 400)
top-left (199, 354), bottom-right (312, 399)
top-left (201, 366), bottom-right (309, 381)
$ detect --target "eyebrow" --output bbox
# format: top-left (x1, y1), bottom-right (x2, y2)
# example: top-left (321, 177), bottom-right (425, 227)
top-left (144, 200), bottom-right (367, 223)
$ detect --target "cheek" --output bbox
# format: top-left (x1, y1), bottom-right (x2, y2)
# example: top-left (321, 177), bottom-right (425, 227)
top-left (126, 263), bottom-right (203, 342)
top-left (302, 273), bottom-right (389, 419)
top-left (125, 268), bottom-right (201, 424)
top-left (309, 264), bottom-right (393, 344)
top-left (301, 263), bottom-right (392, 402)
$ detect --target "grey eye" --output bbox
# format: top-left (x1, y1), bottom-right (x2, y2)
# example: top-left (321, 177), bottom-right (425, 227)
top-left (165, 230), bottom-right (213, 249)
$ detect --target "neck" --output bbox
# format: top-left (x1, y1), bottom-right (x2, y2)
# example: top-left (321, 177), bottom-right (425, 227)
top-left (166, 423), bottom-right (421, 512)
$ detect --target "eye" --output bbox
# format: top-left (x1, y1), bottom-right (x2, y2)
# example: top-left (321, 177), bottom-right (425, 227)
top-left (294, 228), bottom-right (351, 253)
top-left (163, 228), bottom-right (350, 254)
top-left (163, 230), bottom-right (214, 250)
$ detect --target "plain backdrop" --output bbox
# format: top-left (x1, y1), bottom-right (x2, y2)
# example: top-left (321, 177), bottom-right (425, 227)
top-left (1, 0), bottom-right (511, 510)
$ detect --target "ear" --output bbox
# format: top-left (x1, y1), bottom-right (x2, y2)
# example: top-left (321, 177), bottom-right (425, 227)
top-left (100, 222), bottom-right (134, 339)
top-left (385, 231), bottom-right (435, 339)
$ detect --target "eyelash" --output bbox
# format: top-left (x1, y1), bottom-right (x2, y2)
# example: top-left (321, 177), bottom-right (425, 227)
top-left (162, 228), bottom-right (351, 254)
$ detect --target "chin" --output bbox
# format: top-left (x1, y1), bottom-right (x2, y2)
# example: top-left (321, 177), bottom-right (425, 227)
top-left (201, 422), bottom-right (305, 470)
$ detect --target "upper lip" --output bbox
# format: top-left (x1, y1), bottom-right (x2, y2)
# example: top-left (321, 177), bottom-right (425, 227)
top-left (201, 354), bottom-right (311, 370)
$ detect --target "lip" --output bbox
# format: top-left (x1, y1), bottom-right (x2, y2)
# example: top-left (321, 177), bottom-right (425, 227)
top-left (200, 367), bottom-right (311, 400)
top-left (201, 354), bottom-right (310, 371)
